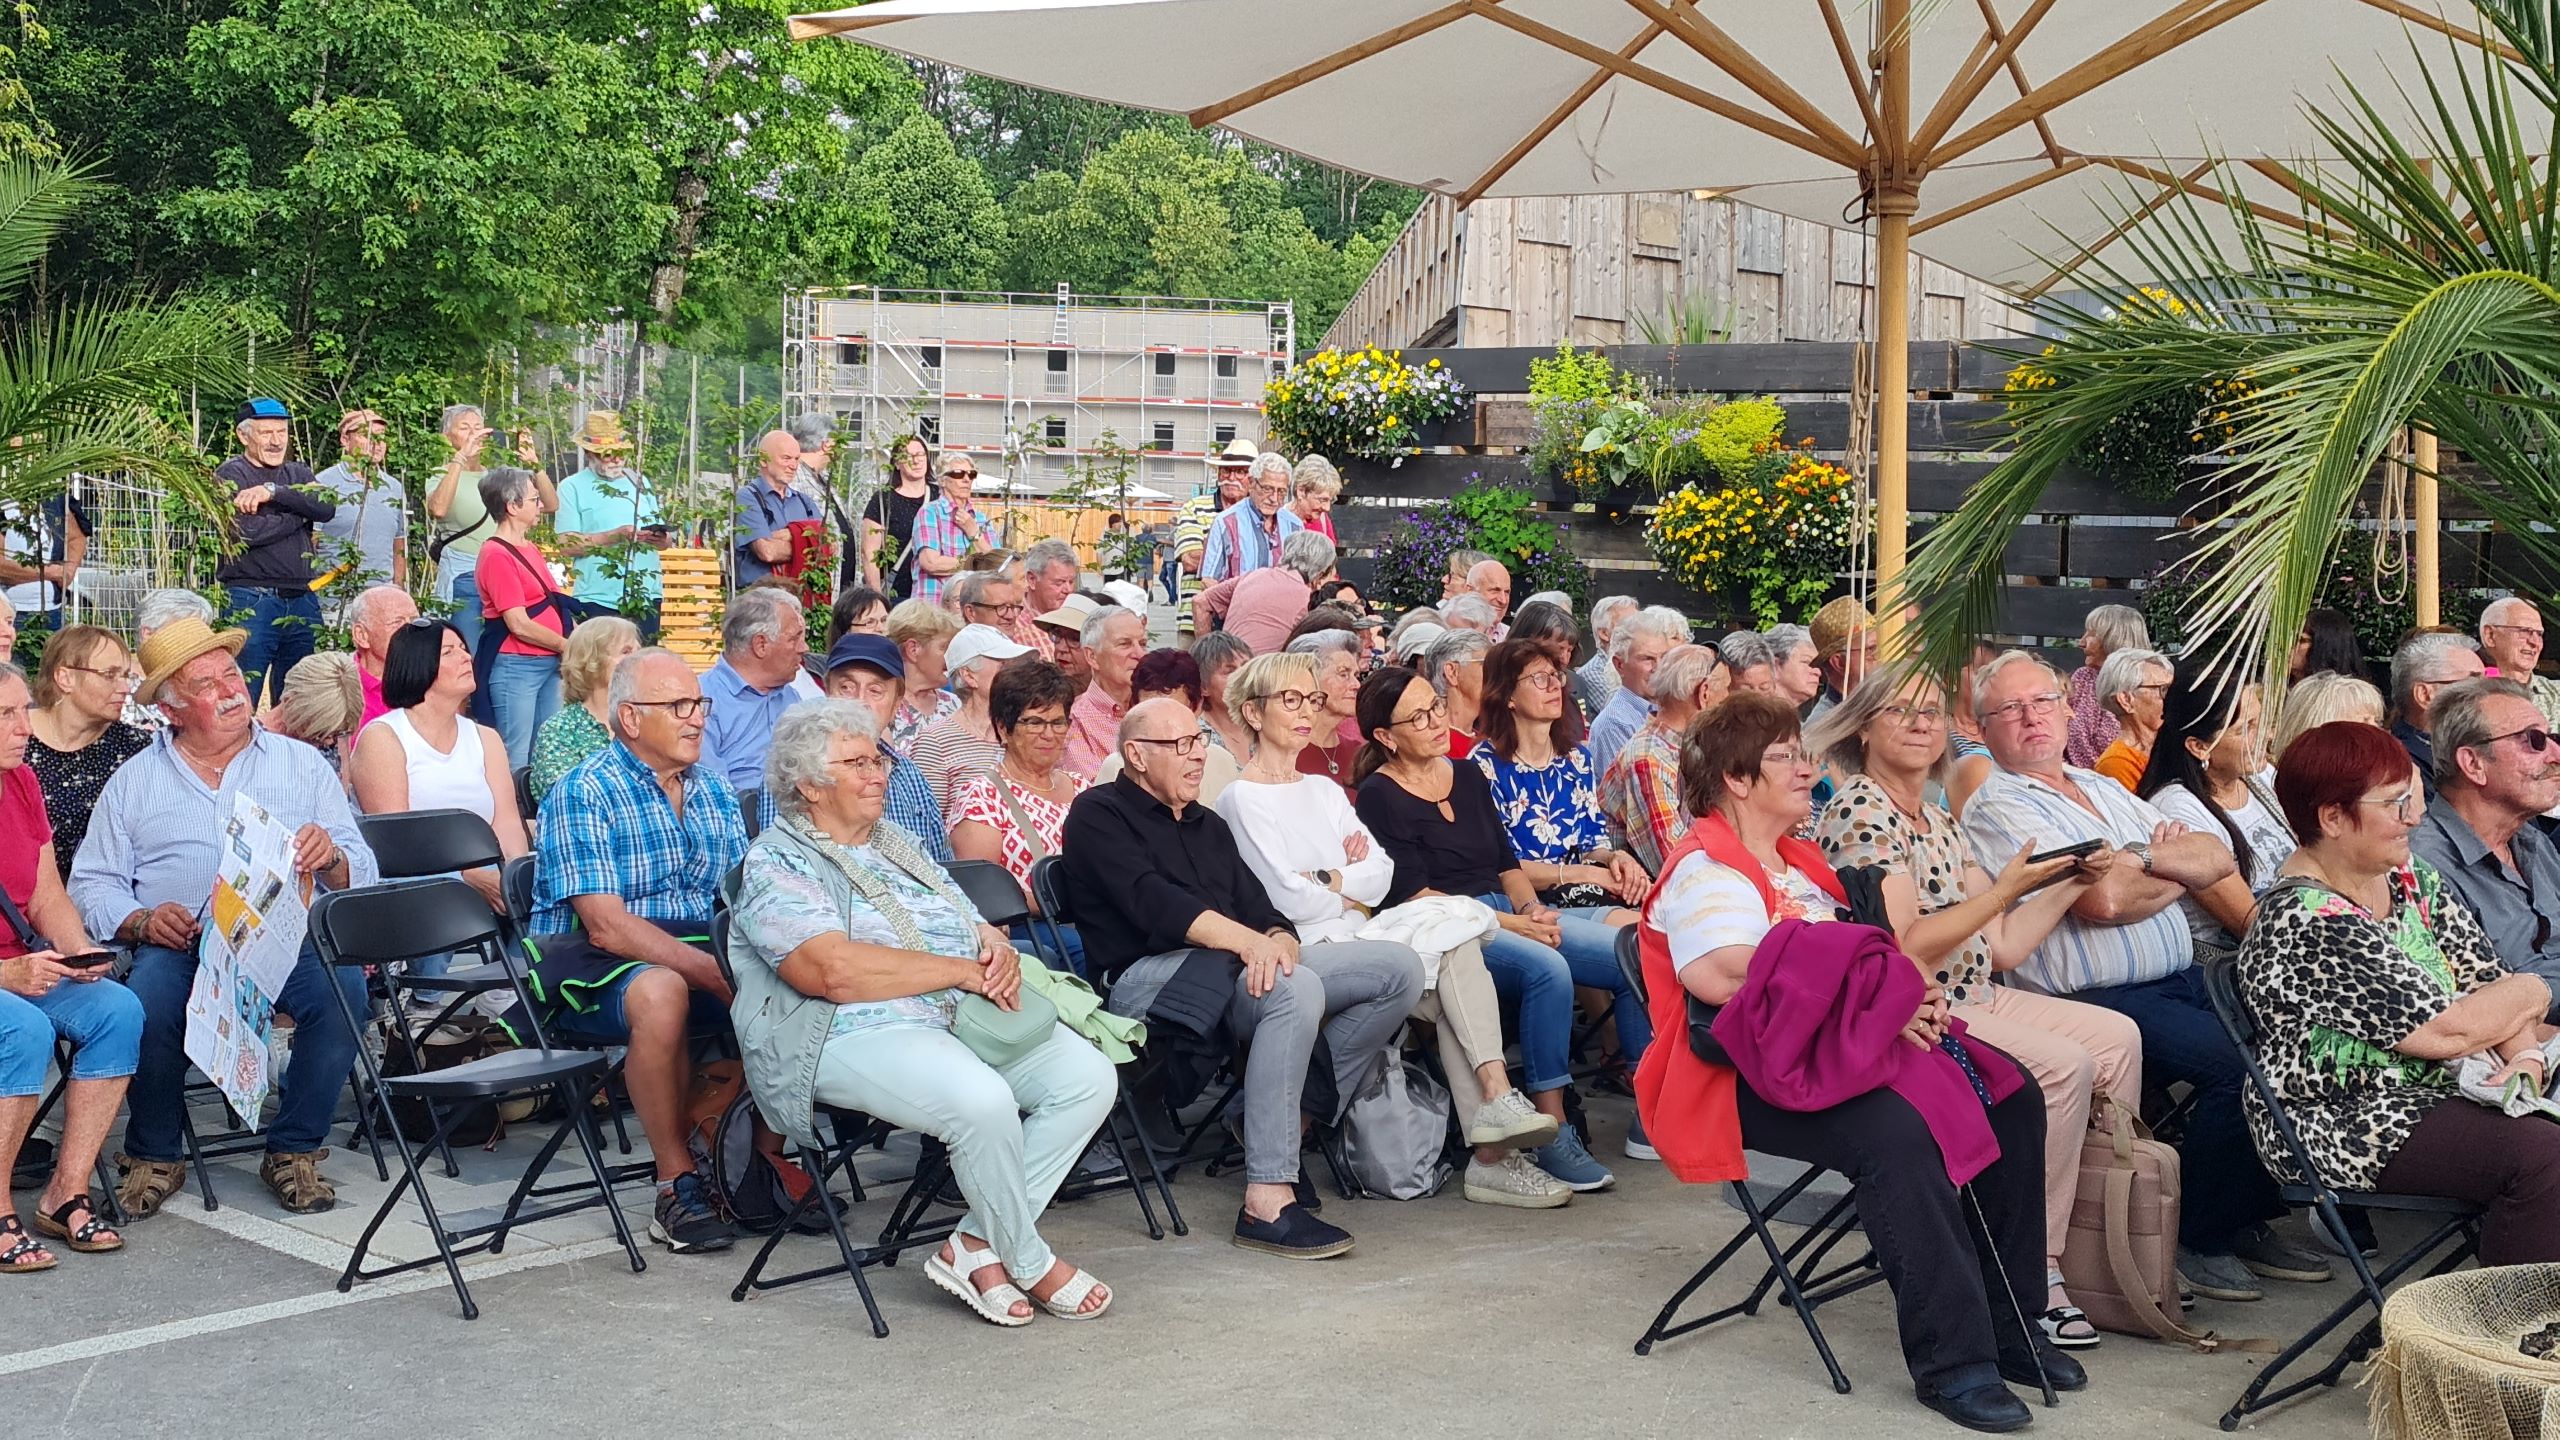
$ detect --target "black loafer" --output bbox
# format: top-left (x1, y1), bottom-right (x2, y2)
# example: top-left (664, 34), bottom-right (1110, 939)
top-left (1999, 1345), bottom-right (2088, 1394)
top-left (1231, 1202), bottom-right (1354, 1260)
top-left (1916, 1382), bottom-right (2034, 1434)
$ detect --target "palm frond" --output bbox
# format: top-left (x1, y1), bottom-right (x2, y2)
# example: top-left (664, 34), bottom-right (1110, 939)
top-left (0, 157), bottom-right (100, 308)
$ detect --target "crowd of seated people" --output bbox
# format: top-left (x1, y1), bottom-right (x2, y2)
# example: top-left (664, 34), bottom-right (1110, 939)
top-left (26, 431), bottom-right (2560, 1432)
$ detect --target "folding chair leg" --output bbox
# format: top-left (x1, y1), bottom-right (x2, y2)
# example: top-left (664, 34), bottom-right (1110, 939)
top-left (557, 1081), bottom-right (647, 1277)
top-left (2218, 1212), bottom-right (2477, 1430)
top-left (179, 1110), bottom-right (221, 1212)
top-left (340, 1099), bottom-right (480, 1321)
top-left (730, 1140), bottom-right (888, 1338)
top-left (1633, 1174), bottom-right (1854, 1396)
top-left (877, 1142), bottom-right (954, 1260)
top-left (1107, 1091), bottom-right (1185, 1238)
top-left (486, 1094), bottom-right (588, 1255)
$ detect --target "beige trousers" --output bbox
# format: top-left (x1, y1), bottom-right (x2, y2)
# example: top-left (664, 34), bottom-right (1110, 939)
top-left (1956, 984), bottom-right (2146, 1276)
top-left (1409, 939), bottom-right (1505, 1119)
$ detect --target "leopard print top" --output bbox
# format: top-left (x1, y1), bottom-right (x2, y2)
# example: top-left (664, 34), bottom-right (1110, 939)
top-left (2234, 863), bottom-right (2504, 1191)
top-left (1813, 774), bottom-right (1992, 1004)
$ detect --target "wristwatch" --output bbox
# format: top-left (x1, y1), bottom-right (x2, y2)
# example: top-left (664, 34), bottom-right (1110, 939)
top-left (1315, 868), bottom-right (1338, 889)
top-left (2123, 842), bottom-right (2153, 876)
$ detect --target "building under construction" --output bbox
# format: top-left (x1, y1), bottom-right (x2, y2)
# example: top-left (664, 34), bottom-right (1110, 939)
top-left (782, 286), bottom-right (1295, 503)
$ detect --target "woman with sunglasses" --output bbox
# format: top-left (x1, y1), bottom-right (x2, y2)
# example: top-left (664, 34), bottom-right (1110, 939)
top-left (26, 626), bottom-right (149, 879)
top-left (909, 455), bottom-right (993, 607)
top-left (1353, 666), bottom-right (1624, 1193)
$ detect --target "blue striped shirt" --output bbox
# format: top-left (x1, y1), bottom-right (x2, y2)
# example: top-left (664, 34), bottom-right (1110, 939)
top-left (534, 740), bottom-right (746, 935)
top-left (69, 726), bottom-right (378, 940)
top-left (1960, 763), bottom-right (2192, 995)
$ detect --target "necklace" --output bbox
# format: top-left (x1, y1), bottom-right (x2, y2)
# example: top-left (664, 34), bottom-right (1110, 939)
top-left (1873, 772), bottom-right (1928, 822)
top-left (999, 756), bottom-right (1059, 798)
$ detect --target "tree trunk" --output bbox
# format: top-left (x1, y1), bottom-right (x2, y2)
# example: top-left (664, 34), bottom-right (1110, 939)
top-left (647, 163), bottom-right (710, 330)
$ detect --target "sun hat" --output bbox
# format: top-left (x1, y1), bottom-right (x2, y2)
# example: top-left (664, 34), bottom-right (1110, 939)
top-left (1392, 622), bottom-right (1448, 661)
top-left (136, 616), bottom-right (249, 705)
top-left (945, 623), bottom-right (1034, 675)
top-left (1810, 596), bottom-right (1875, 659)
top-left (575, 410), bottom-right (633, 454)
top-left (1210, 437), bottom-right (1259, 469)
top-left (822, 633), bottom-right (905, 681)
top-left (1033, 592), bottom-right (1101, 633)
top-left (1100, 580), bottom-right (1151, 613)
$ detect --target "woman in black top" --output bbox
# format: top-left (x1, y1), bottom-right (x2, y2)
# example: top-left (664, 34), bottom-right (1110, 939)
top-left (26, 626), bottom-right (150, 878)
top-left (1350, 667), bottom-right (1622, 1190)
top-left (861, 437), bottom-right (935, 597)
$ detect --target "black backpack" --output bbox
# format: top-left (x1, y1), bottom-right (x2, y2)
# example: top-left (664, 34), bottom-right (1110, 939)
top-left (683, 1061), bottom-right (834, 1235)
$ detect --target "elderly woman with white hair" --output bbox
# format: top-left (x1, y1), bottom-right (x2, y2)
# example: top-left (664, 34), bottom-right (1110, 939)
top-left (2066, 603), bottom-right (2150, 767)
top-left (1421, 626), bottom-right (1490, 759)
top-left (1286, 627), bottom-right (1366, 789)
top-left (1288, 455), bottom-right (1341, 541)
top-left (1762, 624), bottom-right (1823, 710)
top-left (1574, 594), bottom-right (1640, 716)
top-left (2090, 646), bottom-right (2172, 792)
top-left (731, 699), bottom-right (1118, 1326)
top-left (1719, 631), bottom-right (1780, 695)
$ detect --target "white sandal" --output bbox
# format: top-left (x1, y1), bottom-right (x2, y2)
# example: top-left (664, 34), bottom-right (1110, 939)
top-left (925, 1239), bottom-right (1033, 1328)
top-left (1033, 1265), bottom-right (1113, 1322)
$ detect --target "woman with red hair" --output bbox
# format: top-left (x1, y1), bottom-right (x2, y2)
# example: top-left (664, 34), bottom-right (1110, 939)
top-left (2239, 721), bottom-right (2560, 1265)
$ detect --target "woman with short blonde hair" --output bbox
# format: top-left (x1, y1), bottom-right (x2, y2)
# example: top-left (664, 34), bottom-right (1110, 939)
top-left (2269, 672), bottom-right (2386, 763)
top-left (885, 597), bottom-right (964, 748)
top-left (530, 616), bottom-right (644, 804)
top-left (1290, 455), bottom-right (1342, 541)
top-left (267, 652), bottom-right (365, 775)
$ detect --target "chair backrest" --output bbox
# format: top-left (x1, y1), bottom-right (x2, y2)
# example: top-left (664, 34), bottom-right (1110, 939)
top-left (1029, 855), bottom-right (1072, 925)
top-left (945, 859), bottom-right (1032, 930)
top-left (513, 764), bottom-right (538, 822)
top-left (1615, 924), bottom-right (1646, 1006)
top-left (738, 787), bottom-right (764, 840)
top-left (719, 861), bottom-right (745, 912)
top-left (502, 854), bottom-right (537, 929)
top-left (360, 807), bottom-right (504, 878)
top-left (2199, 953), bottom-right (2260, 1051)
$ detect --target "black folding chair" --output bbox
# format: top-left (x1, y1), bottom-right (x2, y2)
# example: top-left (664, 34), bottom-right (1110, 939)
top-left (1617, 927), bottom-right (1878, 1393)
top-left (709, 867), bottom-right (961, 1337)
top-left (310, 877), bottom-right (646, 1319)
top-left (946, 858), bottom-right (1182, 1240)
top-left (738, 787), bottom-right (765, 840)
top-left (512, 765), bottom-right (538, 826)
top-left (2199, 957), bottom-right (2484, 1430)
top-left (22, 1036), bottom-right (127, 1225)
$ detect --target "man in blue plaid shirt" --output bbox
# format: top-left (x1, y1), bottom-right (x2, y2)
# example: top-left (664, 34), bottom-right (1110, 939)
top-left (531, 647), bottom-right (747, 1254)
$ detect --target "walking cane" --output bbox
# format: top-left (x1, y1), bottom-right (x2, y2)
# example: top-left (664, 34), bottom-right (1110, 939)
top-left (1942, 1035), bottom-right (2059, 1408)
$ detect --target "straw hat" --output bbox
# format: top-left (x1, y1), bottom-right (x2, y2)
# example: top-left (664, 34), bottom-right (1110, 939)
top-left (1810, 596), bottom-right (1874, 659)
top-left (136, 616), bottom-right (248, 705)
top-left (1210, 437), bottom-right (1259, 469)
top-left (575, 410), bottom-right (633, 455)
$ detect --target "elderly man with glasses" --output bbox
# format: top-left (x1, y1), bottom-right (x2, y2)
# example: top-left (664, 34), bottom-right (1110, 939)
top-left (1960, 650), bottom-right (2330, 1305)
top-left (1198, 452), bottom-right (1306, 587)
top-left (2412, 678), bottom-right (2560, 1002)
top-left (2479, 596), bottom-right (2560, 730)
top-left (529, 648), bottom-right (747, 1256)
top-left (909, 454), bottom-right (994, 606)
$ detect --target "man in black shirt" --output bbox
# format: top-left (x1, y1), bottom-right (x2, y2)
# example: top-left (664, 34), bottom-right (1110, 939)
top-left (1062, 697), bottom-right (1421, 1262)
top-left (217, 398), bottom-right (339, 704)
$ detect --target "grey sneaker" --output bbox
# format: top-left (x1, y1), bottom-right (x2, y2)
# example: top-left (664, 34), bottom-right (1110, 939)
top-left (1463, 1151), bottom-right (1573, 1209)
top-left (1624, 1113), bottom-right (1659, 1161)
top-left (2233, 1222), bottom-right (2336, 1283)
top-left (1532, 1124), bottom-right (1616, 1193)
top-left (2177, 1247), bottom-right (2262, 1303)
top-left (1464, 1091), bottom-right (1559, 1151)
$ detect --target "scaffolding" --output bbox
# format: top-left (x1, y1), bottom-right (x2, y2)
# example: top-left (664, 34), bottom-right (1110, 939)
top-left (781, 285), bottom-right (1294, 511)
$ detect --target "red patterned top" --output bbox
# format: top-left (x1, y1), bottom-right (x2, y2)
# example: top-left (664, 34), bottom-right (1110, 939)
top-left (951, 769), bottom-right (1092, 895)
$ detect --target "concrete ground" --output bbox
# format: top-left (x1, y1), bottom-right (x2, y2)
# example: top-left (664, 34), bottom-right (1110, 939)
top-left (11, 1085), bottom-right (2397, 1440)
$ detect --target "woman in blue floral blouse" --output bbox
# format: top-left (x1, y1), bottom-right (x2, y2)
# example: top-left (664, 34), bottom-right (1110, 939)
top-left (1471, 639), bottom-right (1654, 1108)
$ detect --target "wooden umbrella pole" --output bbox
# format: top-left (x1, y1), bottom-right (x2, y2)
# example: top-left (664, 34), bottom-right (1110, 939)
top-left (1873, 0), bottom-right (1916, 648)
top-left (2414, 426), bottom-right (2441, 626)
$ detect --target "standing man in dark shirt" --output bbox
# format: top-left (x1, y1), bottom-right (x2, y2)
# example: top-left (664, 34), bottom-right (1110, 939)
top-left (217, 398), bottom-right (338, 705)
top-left (1061, 696), bottom-right (1421, 1261)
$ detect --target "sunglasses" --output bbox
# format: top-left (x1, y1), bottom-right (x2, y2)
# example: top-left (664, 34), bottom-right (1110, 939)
top-left (2485, 723), bottom-right (2558, 754)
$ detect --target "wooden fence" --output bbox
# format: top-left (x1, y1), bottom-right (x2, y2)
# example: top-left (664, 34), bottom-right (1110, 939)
top-left (1326, 342), bottom-right (2539, 641)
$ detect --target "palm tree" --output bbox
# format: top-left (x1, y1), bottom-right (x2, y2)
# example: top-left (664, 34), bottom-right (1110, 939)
top-left (0, 158), bottom-right (263, 529)
top-left (1896, 0), bottom-right (2560, 683)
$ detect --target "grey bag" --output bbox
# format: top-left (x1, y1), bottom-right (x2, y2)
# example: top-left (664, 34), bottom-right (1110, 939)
top-left (1326, 1047), bottom-right (1455, 1201)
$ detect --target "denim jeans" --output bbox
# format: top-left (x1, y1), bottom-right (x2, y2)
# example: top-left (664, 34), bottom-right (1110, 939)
top-left (122, 938), bottom-right (368, 1159)
top-left (1012, 920), bottom-right (1086, 979)
top-left (487, 652), bottom-right (562, 768)
top-left (1226, 940), bottom-right (1424, 1184)
top-left (2067, 965), bottom-right (2285, 1252)
top-left (438, 554), bottom-right (484, 653)
top-left (814, 1023), bottom-right (1116, 1284)
top-left (1475, 895), bottom-right (1650, 1093)
top-left (0, 979), bottom-right (145, 1096)
top-left (226, 585), bottom-right (321, 707)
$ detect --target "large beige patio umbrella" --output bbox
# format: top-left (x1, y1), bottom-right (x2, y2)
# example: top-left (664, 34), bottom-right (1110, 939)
top-left (790, 0), bottom-right (2511, 597)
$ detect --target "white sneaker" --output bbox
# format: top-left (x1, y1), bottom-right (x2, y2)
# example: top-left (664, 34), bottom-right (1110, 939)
top-left (1464, 1091), bottom-right (1560, 1151)
top-left (1463, 1151), bottom-right (1573, 1209)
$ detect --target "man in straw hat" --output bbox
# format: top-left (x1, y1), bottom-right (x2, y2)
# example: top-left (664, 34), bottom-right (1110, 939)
top-left (218, 397), bottom-right (339, 707)
top-left (68, 616), bottom-right (379, 1220)
top-left (1807, 596), bottom-right (1879, 726)
top-left (554, 410), bottom-right (666, 615)
top-left (1173, 437), bottom-right (1257, 630)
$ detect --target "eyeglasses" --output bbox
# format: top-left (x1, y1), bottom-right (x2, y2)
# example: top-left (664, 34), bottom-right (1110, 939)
top-left (1983, 692), bottom-right (2065, 725)
top-left (1519, 670), bottom-right (1564, 692)
top-left (1760, 746), bottom-right (1810, 771)
top-left (828, 752), bottom-right (888, 777)
top-left (1393, 698), bottom-right (1449, 729)
top-left (1250, 483), bottom-right (1289, 500)
top-left (623, 696), bottom-right (713, 721)
top-left (1128, 733), bottom-right (1208, 757)
top-left (2358, 789), bottom-right (2424, 822)
top-left (1011, 714), bottom-right (1072, 733)
top-left (61, 664), bottom-right (141, 690)
top-left (1879, 703), bottom-right (1945, 728)
top-left (966, 600), bottom-right (1025, 618)
top-left (2486, 623), bottom-right (2546, 642)
top-left (1261, 689), bottom-right (1318, 712)
top-left (2485, 724), bottom-right (2558, 754)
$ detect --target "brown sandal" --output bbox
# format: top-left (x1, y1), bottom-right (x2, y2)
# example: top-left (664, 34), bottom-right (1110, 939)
top-left (259, 1149), bottom-right (337, 1214)
top-left (115, 1153), bottom-right (187, 1219)
top-left (0, 1216), bottom-right (58, 1273)
top-left (33, 1194), bottom-right (122, 1253)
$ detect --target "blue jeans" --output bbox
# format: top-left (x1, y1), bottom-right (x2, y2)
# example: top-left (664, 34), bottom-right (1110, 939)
top-left (226, 585), bottom-right (321, 707)
top-left (122, 938), bottom-right (368, 1160)
top-left (1012, 920), bottom-right (1086, 979)
top-left (440, 562), bottom-right (484, 652)
top-left (487, 652), bottom-right (562, 768)
top-left (1475, 895), bottom-right (1650, 1093)
top-left (0, 979), bottom-right (144, 1096)
top-left (2068, 965), bottom-right (2285, 1252)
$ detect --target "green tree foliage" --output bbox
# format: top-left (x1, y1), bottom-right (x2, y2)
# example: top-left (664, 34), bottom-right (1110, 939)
top-left (846, 110), bottom-right (1008, 290)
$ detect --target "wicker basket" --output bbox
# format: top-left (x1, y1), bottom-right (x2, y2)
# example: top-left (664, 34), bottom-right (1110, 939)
top-left (656, 547), bottom-right (724, 673)
top-left (2373, 1264), bottom-right (2560, 1439)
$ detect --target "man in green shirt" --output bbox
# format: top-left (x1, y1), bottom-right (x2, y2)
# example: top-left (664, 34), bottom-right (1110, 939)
top-left (553, 410), bottom-right (665, 616)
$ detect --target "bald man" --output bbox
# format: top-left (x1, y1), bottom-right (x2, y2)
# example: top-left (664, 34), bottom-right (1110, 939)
top-left (1465, 560), bottom-right (1512, 632)
top-left (735, 429), bottom-right (820, 586)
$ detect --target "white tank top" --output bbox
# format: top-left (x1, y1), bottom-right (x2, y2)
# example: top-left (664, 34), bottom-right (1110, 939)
top-left (379, 708), bottom-right (495, 821)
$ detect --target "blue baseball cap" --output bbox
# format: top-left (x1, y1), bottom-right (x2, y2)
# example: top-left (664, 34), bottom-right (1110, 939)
top-left (824, 633), bottom-right (904, 681)
top-left (236, 397), bottom-right (292, 422)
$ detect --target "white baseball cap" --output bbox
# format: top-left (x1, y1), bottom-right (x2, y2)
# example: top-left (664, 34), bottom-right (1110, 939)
top-left (1033, 592), bottom-right (1102, 632)
top-left (945, 623), bottom-right (1034, 674)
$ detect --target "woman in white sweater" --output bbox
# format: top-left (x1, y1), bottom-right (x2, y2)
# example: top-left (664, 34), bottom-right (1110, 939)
top-left (1213, 652), bottom-right (1565, 1208)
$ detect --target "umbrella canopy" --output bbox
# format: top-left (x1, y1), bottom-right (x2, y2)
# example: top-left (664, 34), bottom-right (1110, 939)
top-left (793, 0), bottom-right (2511, 593)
